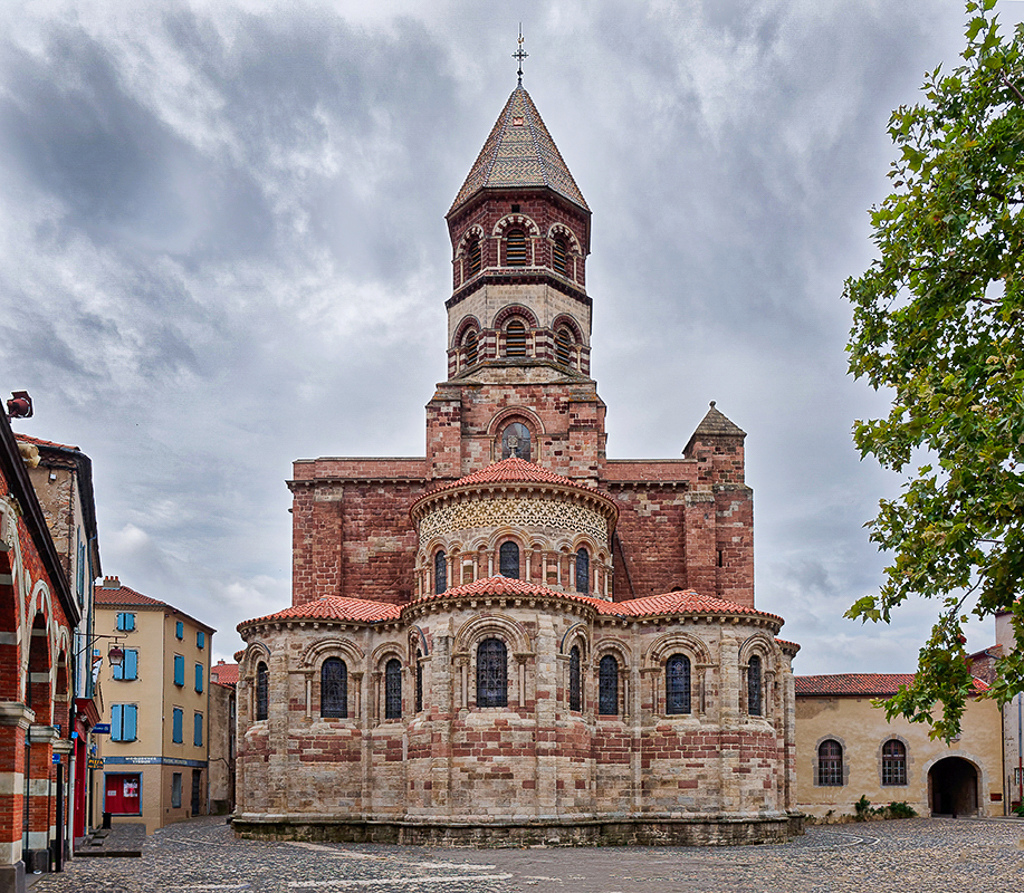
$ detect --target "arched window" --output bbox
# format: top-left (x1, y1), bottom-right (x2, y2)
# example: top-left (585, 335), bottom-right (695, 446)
top-left (505, 228), bottom-right (527, 265)
top-left (575, 548), bottom-right (590, 593)
top-left (320, 658), bottom-right (347, 719)
top-left (384, 658), bottom-right (402, 720)
top-left (467, 236), bottom-right (482, 276)
top-left (555, 327), bottom-right (573, 366)
top-left (817, 739), bottom-right (844, 786)
top-left (665, 654), bottom-right (691, 715)
top-left (434, 550), bottom-right (447, 595)
top-left (477, 638), bottom-right (507, 707)
top-left (598, 655), bottom-right (619, 716)
top-left (463, 329), bottom-right (478, 366)
top-left (505, 320), bottom-right (527, 356)
top-left (881, 739), bottom-right (907, 785)
top-left (499, 541), bottom-right (520, 579)
top-left (255, 662), bottom-right (269, 721)
top-left (501, 422), bottom-right (531, 461)
top-left (552, 236), bottom-right (568, 276)
top-left (569, 645), bottom-right (582, 712)
top-left (747, 655), bottom-right (762, 716)
top-left (415, 651), bottom-right (424, 713)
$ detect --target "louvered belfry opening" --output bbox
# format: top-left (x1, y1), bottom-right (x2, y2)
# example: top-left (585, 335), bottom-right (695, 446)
top-left (505, 228), bottom-right (527, 265)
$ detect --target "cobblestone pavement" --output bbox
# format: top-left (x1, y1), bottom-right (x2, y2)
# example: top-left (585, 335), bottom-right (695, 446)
top-left (29, 816), bottom-right (1024, 893)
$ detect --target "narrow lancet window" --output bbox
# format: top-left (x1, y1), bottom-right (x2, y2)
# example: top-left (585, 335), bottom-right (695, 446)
top-left (665, 654), bottom-right (691, 715)
top-left (384, 658), bottom-right (402, 719)
top-left (321, 658), bottom-right (347, 719)
top-left (477, 638), bottom-right (508, 707)
top-left (599, 655), bottom-right (619, 716)
top-left (569, 645), bottom-right (581, 711)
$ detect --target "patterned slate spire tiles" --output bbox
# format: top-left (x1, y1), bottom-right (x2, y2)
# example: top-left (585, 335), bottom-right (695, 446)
top-left (449, 85), bottom-right (589, 215)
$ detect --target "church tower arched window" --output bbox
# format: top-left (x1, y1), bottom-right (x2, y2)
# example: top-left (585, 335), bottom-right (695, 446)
top-left (499, 541), bottom-right (520, 579)
top-left (552, 235), bottom-right (568, 276)
top-left (467, 236), bottom-right (482, 276)
top-left (463, 329), bottom-right (478, 366)
top-left (555, 327), bottom-right (573, 366)
top-left (505, 320), bottom-right (527, 356)
top-left (501, 422), bottom-right (531, 461)
top-left (505, 228), bottom-right (527, 266)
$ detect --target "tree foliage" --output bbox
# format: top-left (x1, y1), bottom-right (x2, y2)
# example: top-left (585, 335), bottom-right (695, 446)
top-left (844, 0), bottom-right (1024, 740)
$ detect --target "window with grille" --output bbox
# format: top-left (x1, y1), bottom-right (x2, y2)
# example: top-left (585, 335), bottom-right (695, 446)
top-left (569, 646), bottom-right (582, 711)
top-left (817, 739), bottom-right (844, 786)
top-left (575, 548), bottom-right (590, 593)
top-left (552, 236), bottom-right (568, 275)
top-left (463, 329), bottom-right (478, 366)
top-left (476, 638), bottom-right (508, 707)
top-left (747, 655), bottom-right (762, 716)
top-left (499, 541), bottom-right (520, 579)
top-left (505, 320), bottom-right (527, 356)
top-left (555, 327), bottom-right (573, 366)
top-left (506, 228), bottom-right (527, 265)
top-left (881, 739), bottom-right (907, 785)
top-left (665, 654), bottom-right (691, 715)
top-left (384, 659), bottom-right (402, 719)
top-left (467, 237), bottom-right (482, 276)
top-left (255, 662), bottom-right (269, 721)
top-left (501, 422), bottom-right (531, 460)
top-left (434, 550), bottom-right (447, 595)
top-left (321, 658), bottom-right (347, 718)
top-left (599, 655), bottom-right (619, 715)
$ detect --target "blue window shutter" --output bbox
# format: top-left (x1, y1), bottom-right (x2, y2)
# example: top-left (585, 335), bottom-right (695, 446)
top-left (194, 713), bottom-right (203, 746)
top-left (172, 708), bottom-right (183, 743)
top-left (113, 658), bottom-right (124, 681)
top-left (126, 650), bottom-right (138, 680)
top-left (174, 655), bottom-right (184, 686)
top-left (125, 705), bottom-right (137, 741)
top-left (112, 705), bottom-right (123, 740)
top-left (175, 621), bottom-right (183, 640)
top-left (195, 664), bottom-right (203, 693)
top-left (196, 631), bottom-right (205, 649)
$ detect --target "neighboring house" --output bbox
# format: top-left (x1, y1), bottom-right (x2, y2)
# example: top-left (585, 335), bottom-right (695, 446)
top-left (995, 610), bottom-right (1022, 810)
top-left (92, 578), bottom-right (214, 833)
top-left (0, 408), bottom-right (82, 889)
top-left (795, 674), bottom-right (1003, 818)
top-left (234, 80), bottom-right (802, 847)
top-left (208, 661), bottom-right (237, 814)
top-left (14, 434), bottom-right (103, 841)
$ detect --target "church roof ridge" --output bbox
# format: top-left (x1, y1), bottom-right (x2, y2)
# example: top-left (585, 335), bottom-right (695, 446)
top-left (448, 84), bottom-right (589, 216)
top-left (239, 595), bottom-right (403, 629)
top-left (434, 456), bottom-right (586, 491)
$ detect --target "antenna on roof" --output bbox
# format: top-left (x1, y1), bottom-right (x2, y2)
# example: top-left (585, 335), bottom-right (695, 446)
top-left (513, 25), bottom-right (528, 86)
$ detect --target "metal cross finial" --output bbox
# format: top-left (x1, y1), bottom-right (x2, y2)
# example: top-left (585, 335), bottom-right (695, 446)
top-left (513, 25), bottom-right (528, 85)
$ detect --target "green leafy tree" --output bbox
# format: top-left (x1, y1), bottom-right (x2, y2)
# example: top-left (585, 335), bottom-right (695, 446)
top-left (845, 0), bottom-right (1024, 740)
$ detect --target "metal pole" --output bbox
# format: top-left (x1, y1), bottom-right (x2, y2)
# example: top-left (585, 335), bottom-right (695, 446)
top-left (1017, 692), bottom-right (1022, 809)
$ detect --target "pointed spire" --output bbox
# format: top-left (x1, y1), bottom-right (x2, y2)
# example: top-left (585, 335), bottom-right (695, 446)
top-left (683, 401), bottom-right (746, 457)
top-left (449, 85), bottom-right (589, 216)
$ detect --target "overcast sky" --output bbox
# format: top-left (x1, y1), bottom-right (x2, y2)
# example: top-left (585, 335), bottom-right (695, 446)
top-left (2, 0), bottom-right (1017, 671)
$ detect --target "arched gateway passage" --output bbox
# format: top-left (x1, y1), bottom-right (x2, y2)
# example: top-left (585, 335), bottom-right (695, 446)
top-left (929, 757), bottom-right (979, 817)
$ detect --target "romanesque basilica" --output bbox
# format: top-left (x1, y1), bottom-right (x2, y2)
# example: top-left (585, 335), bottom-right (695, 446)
top-left (234, 78), bottom-right (802, 845)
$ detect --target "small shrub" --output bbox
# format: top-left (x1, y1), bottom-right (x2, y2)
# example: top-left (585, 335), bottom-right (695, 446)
top-left (1013, 803), bottom-right (1024, 818)
top-left (885, 801), bottom-right (917, 819)
top-left (854, 795), bottom-right (872, 821)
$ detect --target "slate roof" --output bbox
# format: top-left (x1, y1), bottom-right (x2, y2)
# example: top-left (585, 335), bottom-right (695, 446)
top-left (449, 85), bottom-right (589, 215)
top-left (795, 673), bottom-right (990, 696)
top-left (243, 578), bottom-right (782, 628)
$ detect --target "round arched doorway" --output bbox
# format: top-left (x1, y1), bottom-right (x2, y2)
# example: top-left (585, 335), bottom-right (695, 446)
top-left (929, 757), bottom-right (978, 817)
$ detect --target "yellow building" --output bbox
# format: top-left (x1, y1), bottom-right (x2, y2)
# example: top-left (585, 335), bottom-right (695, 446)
top-left (92, 577), bottom-right (215, 833)
top-left (795, 674), bottom-right (1004, 819)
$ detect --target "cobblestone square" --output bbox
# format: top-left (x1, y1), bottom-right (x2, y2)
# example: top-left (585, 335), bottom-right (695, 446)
top-left (28, 816), bottom-right (1024, 893)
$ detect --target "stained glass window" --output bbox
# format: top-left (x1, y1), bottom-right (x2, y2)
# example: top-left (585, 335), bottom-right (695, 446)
top-left (415, 652), bottom-right (424, 713)
top-left (476, 638), bottom-right (507, 708)
top-left (575, 548), bottom-right (590, 593)
top-left (434, 550), bottom-right (447, 595)
top-left (818, 740), bottom-right (844, 786)
top-left (321, 658), bottom-right (347, 719)
top-left (384, 658), bottom-right (402, 720)
top-left (747, 655), bottom-right (762, 716)
top-left (255, 662), bottom-right (269, 721)
top-left (568, 645), bottom-right (581, 711)
top-left (599, 655), bottom-right (618, 716)
top-left (665, 654), bottom-right (691, 715)
top-left (501, 423), bottom-right (531, 461)
top-left (499, 541), bottom-right (520, 579)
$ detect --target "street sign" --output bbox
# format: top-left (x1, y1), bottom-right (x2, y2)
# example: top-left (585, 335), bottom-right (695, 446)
top-left (51, 754), bottom-right (60, 764)
top-left (92, 723), bottom-right (111, 734)
top-left (87, 757), bottom-right (103, 770)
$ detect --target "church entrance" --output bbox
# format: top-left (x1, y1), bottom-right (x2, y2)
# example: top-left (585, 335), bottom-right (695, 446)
top-left (929, 757), bottom-right (978, 816)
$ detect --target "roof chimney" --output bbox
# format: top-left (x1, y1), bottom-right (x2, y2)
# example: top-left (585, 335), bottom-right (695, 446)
top-left (102, 576), bottom-right (121, 589)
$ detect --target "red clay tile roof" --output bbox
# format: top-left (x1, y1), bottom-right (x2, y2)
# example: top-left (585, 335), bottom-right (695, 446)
top-left (414, 574), bottom-right (595, 606)
top-left (795, 673), bottom-right (990, 696)
top-left (94, 584), bottom-right (167, 608)
top-left (14, 433), bottom-right (80, 451)
top-left (211, 661), bottom-right (239, 686)
top-left (240, 596), bottom-right (402, 628)
top-left (431, 457), bottom-right (586, 493)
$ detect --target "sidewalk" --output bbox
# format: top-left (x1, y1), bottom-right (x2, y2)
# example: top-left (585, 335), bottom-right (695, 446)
top-left (72, 822), bottom-right (145, 858)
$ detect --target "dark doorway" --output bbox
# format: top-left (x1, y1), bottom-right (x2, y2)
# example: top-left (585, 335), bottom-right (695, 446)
top-left (191, 770), bottom-right (202, 815)
top-left (929, 757), bottom-right (978, 816)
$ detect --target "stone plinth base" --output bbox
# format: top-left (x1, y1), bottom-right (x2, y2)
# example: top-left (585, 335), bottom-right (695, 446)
top-left (233, 813), bottom-right (804, 847)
